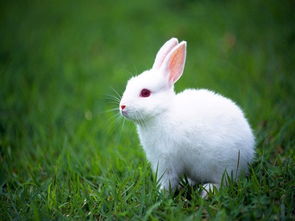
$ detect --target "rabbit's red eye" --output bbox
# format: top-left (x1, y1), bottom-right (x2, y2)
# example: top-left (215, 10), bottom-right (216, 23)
top-left (140, 89), bottom-right (151, 97)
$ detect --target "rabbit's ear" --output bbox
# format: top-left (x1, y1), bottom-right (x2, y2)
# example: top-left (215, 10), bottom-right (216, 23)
top-left (152, 38), bottom-right (179, 70)
top-left (161, 41), bottom-right (187, 85)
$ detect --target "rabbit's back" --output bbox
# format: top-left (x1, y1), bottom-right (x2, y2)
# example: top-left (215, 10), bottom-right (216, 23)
top-left (173, 89), bottom-right (253, 136)
top-left (167, 89), bottom-right (255, 181)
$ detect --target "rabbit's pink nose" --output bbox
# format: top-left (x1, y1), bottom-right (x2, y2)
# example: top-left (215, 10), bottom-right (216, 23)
top-left (121, 105), bottom-right (126, 110)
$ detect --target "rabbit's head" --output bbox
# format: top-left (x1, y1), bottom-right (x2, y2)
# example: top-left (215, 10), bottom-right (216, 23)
top-left (120, 38), bottom-right (186, 123)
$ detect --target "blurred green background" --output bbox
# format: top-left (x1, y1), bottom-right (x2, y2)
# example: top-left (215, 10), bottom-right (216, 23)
top-left (0, 0), bottom-right (294, 220)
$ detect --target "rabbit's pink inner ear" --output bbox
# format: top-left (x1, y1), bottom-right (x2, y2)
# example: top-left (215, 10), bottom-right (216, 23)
top-left (166, 42), bottom-right (186, 84)
top-left (152, 38), bottom-right (178, 70)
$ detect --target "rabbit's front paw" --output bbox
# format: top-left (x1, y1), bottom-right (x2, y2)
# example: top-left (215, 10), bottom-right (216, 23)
top-left (159, 174), bottom-right (179, 191)
top-left (200, 183), bottom-right (219, 198)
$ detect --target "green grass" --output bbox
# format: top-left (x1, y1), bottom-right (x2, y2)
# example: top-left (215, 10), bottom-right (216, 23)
top-left (1, 0), bottom-right (295, 220)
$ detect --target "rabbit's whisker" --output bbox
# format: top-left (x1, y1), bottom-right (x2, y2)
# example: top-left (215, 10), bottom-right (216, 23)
top-left (105, 95), bottom-right (120, 103)
top-left (100, 108), bottom-right (119, 114)
top-left (110, 87), bottom-right (122, 100)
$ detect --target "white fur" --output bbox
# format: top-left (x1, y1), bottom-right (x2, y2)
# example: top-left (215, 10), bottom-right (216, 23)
top-left (120, 38), bottom-right (255, 196)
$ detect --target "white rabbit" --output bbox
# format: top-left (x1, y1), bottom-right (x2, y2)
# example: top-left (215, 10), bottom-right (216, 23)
top-left (119, 38), bottom-right (255, 197)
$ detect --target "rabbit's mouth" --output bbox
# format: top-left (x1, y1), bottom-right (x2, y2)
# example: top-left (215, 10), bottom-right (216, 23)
top-left (120, 109), bottom-right (129, 117)
top-left (120, 109), bottom-right (148, 123)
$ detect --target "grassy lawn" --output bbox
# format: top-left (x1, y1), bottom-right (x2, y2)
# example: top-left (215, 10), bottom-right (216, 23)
top-left (0, 0), bottom-right (294, 220)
